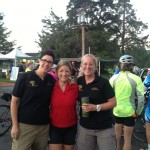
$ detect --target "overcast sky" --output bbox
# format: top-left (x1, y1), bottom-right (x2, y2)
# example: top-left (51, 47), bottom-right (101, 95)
top-left (0, 0), bottom-right (150, 53)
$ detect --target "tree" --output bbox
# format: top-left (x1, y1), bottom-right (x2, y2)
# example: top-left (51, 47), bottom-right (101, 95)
top-left (114, 0), bottom-right (149, 55)
top-left (66, 0), bottom-right (149, 57)
top-left (130, 47), bottom-right (150, 67)
top-left (66, 0), bottom-right (120, 57)
top-left (36, 9), bottom-right (82, 58)
top-left (0, 13), bottom-right (16, 54)
top-left (37, 0), bottom-right (149, 65)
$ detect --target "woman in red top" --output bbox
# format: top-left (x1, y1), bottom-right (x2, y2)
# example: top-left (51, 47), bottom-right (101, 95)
top-left (49, 60), bottom-right (78, 150)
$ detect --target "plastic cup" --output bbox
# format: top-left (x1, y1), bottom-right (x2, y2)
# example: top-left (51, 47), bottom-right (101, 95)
top-left (81, 97), bottom-right (89, 117)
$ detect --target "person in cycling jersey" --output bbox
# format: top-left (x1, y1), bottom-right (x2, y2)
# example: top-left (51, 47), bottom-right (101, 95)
top-left (143, 74), bottom-right (150, 150)
top-left (113, 65), bottom-right (120, 75)
top-left (133, 66), bottom-right (141, 76)
top-left (109, 55), bottom-right (144, 150)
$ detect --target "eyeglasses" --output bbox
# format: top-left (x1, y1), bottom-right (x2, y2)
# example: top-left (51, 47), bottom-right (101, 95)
top-left (41, 59), bottom-right (53, 65)
top-left (82, 63), bottom-right (94, 67)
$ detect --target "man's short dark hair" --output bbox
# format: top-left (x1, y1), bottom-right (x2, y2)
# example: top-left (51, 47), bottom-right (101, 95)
top-left (40, 50), bottom-right (55, 61)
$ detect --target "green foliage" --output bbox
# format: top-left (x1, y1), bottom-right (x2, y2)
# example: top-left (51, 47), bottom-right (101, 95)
top-left (130, 47), bottom-right (150, 67)
top-left (114, 0), bottom-right (148, 54)
top-left (37, 0), bottom-right (149, 67)
top-left (0, 77), bottom-right (15, 83)
top-left (0, 13), bottom-right (16, 54)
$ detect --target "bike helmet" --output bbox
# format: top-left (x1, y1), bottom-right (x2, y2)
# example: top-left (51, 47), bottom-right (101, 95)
top-left (144, 74), bottom-right (150, 87)
top-left (51, 64), bottom-right (57, 69)
top-left (119, 55), bottom-right (134, 64)
top-left (133, 66), bottom-right (140, 73)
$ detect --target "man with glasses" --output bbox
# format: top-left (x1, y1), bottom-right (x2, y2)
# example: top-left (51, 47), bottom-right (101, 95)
top-left (11, 50), bottom-right (56, 150)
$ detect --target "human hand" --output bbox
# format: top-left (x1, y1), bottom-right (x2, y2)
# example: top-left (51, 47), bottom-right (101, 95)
top-left (82, 103), bottom-right (96, 112)
top-left (11, 125), bottom-right (19, 140)
top-left (131, 113), bottom-right (138, 118)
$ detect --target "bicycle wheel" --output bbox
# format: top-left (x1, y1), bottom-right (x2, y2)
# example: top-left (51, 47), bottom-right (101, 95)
top-left (133, 116), bottom-right (147, 143)
top-left (0, 105), bottom-right (12, 136)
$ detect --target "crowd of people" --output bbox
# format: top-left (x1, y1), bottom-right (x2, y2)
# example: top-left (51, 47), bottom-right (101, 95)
top-left (10, 50), bottom-right (150, 150)
top-left (17, 61), bottom-right (34, 73)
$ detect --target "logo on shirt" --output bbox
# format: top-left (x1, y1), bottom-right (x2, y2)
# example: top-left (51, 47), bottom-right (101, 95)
top-left (47, 82), bottom-right (53, 86)
top-left (78, 85), bottom-right (83, 91)
top-left (91, 87), bottom-right (99, 90)
top-left (30, 81), bottom-right (37, 87)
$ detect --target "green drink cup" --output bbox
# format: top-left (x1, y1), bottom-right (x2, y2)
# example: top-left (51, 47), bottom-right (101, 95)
top-left (81, 97), bottom-right (89, 117)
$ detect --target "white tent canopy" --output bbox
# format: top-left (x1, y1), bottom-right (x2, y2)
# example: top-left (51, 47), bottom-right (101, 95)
top-left (4, 49), bottom-right (31, 59)
top-left (0, 52), bottom-right (6, 59)
top-left (3, 49), bottom-right (32, 66)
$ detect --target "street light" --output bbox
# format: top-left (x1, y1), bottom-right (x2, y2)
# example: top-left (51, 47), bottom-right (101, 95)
top-left (0, 16), bottom-right (3, 20)
top-left (0, 13), bottom-right (3, 20)
top-left (77, 9), bottom-right (86, 56)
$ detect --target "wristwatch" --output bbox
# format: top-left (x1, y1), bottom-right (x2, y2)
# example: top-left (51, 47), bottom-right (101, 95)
top-left (96, 105), bottom-right (101, 112)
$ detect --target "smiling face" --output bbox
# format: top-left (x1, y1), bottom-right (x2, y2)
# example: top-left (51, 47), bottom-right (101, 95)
top-left (81, 55), bottom-right (96, 77)
top-left (38, 55), bottom-right (53, 73)
top-left (57, 65), bottom-right (71, 82)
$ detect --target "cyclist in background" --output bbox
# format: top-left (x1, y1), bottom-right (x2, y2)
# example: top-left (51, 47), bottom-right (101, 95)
top-left (143, 74), bottom-right (150, 150)
top-left (132, 66), bottom-right (141, 76)
top-left (25, 62), bottom-right (34, 72)
top-left (113, 65), bottom-right (140, 76)
top-left (143, 69), bottom-right (150, 91)
top-left (109, 55), bottom-right (144, 150)
top-left (113, 65), bottom-right (120, 75)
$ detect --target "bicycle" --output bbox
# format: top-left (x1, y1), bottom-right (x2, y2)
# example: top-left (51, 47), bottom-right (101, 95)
top-left (0, 93), bottom-right (12, 136)
top-left (133, 111), bottom-right (147, 142)
top-left (132, 88), bottom-right (150, 143)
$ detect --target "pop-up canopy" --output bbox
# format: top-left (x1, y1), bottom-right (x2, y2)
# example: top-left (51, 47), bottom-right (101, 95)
top-left (3, 49), bottom-right (32, 66)
top-left (4, 49), bottom-right (31, 59)
top-left (0, 52), bottom-right (6, 59)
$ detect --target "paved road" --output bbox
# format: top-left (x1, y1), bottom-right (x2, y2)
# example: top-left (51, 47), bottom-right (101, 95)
top-left (0, 84), bottom-right (13, 150)
top-left (0, 83), bottom-right (148, 150)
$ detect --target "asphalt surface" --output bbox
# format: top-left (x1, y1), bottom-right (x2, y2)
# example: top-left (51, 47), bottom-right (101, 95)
top-left (0, 83), bottom-right (13, 150)
top-left (0, 83), bottom-right (148, 150)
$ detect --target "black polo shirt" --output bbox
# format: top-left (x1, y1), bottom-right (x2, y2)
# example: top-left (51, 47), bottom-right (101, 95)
top-left (77, 75), bottom-right (115, 130)
top-left (12, 71), bottom-right (55, 125)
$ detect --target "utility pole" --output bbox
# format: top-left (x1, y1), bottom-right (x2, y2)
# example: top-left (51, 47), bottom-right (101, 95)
top-left (77, 8), bottom-right (86, 57)
top-left (81, 25), bottom-right (85, 56)
top-left (121, 0), bottom-right (126, 55)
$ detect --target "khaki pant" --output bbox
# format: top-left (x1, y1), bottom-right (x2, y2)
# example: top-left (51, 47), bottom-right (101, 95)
top-left (75, 125), bottom-right (116, 150)
top-left (12, 123), bottom-right (49, 150)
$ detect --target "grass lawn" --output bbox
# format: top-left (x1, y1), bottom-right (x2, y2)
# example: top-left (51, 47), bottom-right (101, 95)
top-left (0, 77), bottom-right (15, 83)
